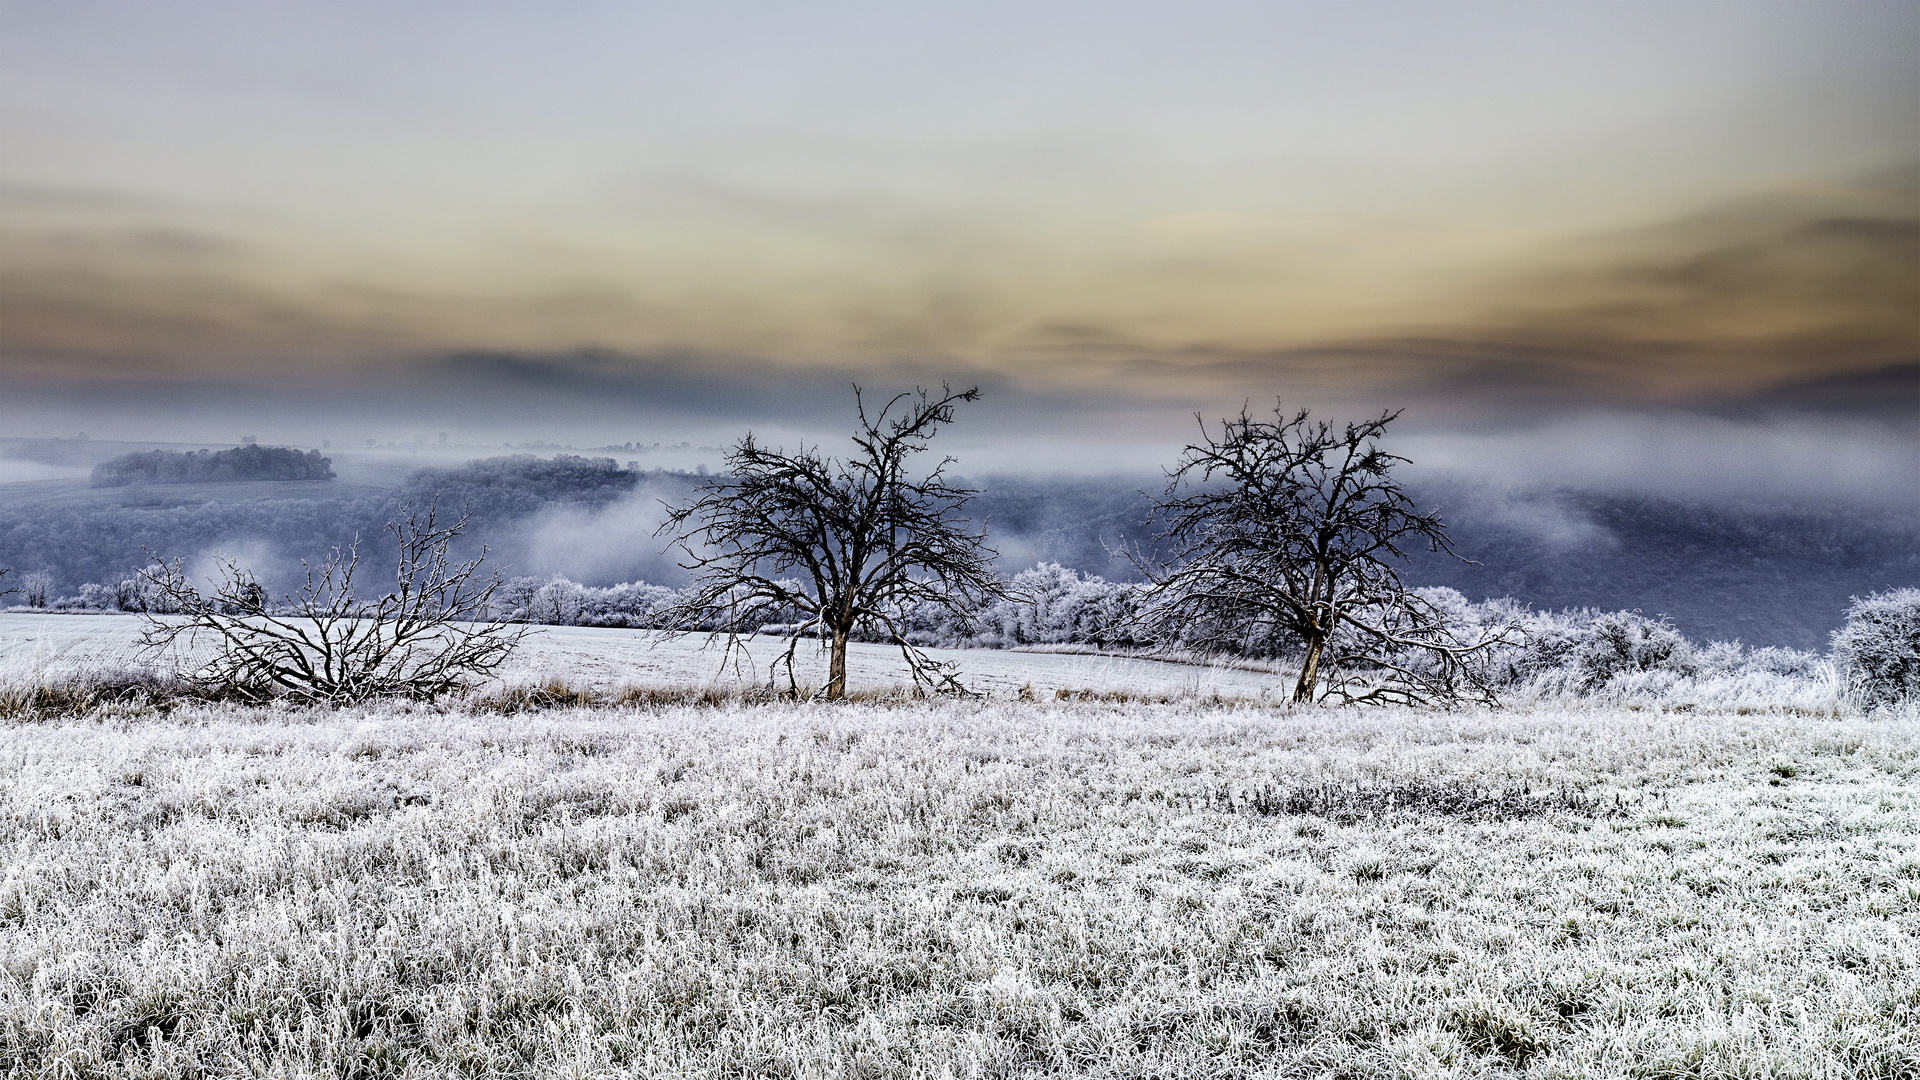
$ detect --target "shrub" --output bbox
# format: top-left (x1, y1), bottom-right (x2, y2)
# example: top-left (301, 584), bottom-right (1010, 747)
top-left (1572, 611), bottom-right (1696, 690)
top-left (1743, 645), bottom-right (1822, 678)
top-left (1831, 588), bottom-right (1920, 710)
top-left (138, 506), bottom-right (526, 703)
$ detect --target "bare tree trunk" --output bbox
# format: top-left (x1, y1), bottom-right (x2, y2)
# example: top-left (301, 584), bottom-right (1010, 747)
top-left (1293, 632), bottom-right (1324, 704)
top-left (826, 626), bottom-right (850, 700)
top-left (1292, 564), bottom-right (1330, 704)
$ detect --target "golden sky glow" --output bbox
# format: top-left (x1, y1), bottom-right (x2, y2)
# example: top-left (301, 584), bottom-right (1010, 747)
top-left (0, 1), bottom-right (1914, 446)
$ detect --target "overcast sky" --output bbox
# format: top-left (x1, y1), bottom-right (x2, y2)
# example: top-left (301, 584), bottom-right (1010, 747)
top-left (1, 1), bottom-right (1914, 481)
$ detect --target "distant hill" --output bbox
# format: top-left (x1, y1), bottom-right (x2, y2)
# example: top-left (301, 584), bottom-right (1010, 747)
top-left (969, 476), bottom-right (1920, 651)
top-left (5, 454), bottom-right (1913, 650)
top-left (1401, 486), bottom-right (1920, 651)
top-left (91, 446), bottom-right (335, 487)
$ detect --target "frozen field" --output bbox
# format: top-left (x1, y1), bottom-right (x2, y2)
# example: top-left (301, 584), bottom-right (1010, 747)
top-left (0, 612), bottom-right (1293, 699)
top-left (0, 611), bottom-right (1914, 1076)
top-left (0, 691), bottom-right (1916, 1077)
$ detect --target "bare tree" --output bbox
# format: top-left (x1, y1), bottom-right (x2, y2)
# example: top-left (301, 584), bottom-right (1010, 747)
top-left (137, 505), bottom-right (527, 703)
top-left (0, 567), bottom-right (14, 604)
top-left (1136, 403), bottom-right (1511, 706)
top-left (19, 571), bottom-right (53, 609)
top-left (658, 385), bottom-right (1009, 699)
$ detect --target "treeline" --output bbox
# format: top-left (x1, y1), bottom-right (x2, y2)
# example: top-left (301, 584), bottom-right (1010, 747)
top-left (482, 566), bottom-right (1910, 708)
top-left (397, 454), bottom-right (638, 517)
top-left (91, 446), bottom-right (335, 487)
top-left (11, 556), bottom-right (1913, 707)
top-left (480, 565), bottom-right (1907, 703)
top-left (6, 451), bottom-right (1916, 650)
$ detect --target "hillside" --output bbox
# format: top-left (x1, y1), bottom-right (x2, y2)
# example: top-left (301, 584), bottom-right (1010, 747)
top-left (2, 456), bottom-right (1913, 650)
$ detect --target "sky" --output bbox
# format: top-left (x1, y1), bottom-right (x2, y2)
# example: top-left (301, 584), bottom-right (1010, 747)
top-left (1, 0), bottom-right (1915, 483)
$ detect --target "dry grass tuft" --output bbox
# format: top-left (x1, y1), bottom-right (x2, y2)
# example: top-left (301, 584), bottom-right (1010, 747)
top-left (1213, 776), bottom-right (1628, 822)
top-left (0, 669), bottom-right (259, 721)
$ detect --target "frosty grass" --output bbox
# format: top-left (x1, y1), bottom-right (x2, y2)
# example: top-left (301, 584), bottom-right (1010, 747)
top-left (0, 618), bottom-right (1915, 1076)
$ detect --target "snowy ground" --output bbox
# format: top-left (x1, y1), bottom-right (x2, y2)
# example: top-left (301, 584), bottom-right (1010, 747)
top-left (0, 612), bottom-right (1295, 699)
top-left (0, 612), bottom-right (1913, 1076)
top-left (0, 698), bottom-right (1914, 1077)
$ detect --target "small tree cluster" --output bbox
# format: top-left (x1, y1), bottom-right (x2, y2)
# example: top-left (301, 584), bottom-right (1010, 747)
top-left (38, 571), bottom-right (175, 613)
top-left (492, 576), bottom-right (680, 629)
top-left (958, 563), bottom-right (1148, 649)
top-left (16, 571), bottom-right (53, 609)
top-left (91, 445), bottom-right (334, 487)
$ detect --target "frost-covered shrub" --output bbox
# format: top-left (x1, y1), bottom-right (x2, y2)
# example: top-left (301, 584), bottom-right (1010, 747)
top-left (1694, 640), bottom-right (1744, 677)
top-left (528, 577), bottom-right (584, 626)
top-left (576, 581), bottom-right (678, 628)
top-left (494, 576), bottom-right (545, 622)
top-left (1493, 608), bottom-right (1592, 686)
top-left (899, 596), bottom-right (975, 648)
top-left (1570, 611), bottom-right (1697, 690)
top-left (1831, 588), bottom-right (1920, 709)
top-left (968, 564), bottom-right (1147, 649)
top-left (117, 570), bottom-right (176, 613)
top-left (73, 583), bottom-right (117, 610)
top-left (1406, 588), bottom-right (1526, 681)
top-left (1742, 645), bottom-right (1822, 678)
top-left (1462, 602), bottom-right (1842, 710)
top-left (19, 571), bottom-right (52, 608)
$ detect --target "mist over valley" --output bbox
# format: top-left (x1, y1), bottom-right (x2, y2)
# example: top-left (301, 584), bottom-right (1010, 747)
top-left (3, 432), bottom-right (1911, 651)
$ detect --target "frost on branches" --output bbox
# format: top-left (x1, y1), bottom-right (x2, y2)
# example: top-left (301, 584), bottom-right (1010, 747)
top-left (655, 386), bottom-right (1009, 699)
top-left (1831, 588), bottom-right (1920, 710)
top-left (1132, 403), bottom-right (1515, 706)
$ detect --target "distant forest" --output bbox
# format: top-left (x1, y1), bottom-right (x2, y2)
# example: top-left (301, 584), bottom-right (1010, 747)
top-left (91, 445), bottom-right (336, 487)
top-left (2, 452), bottom-right (1916, 649)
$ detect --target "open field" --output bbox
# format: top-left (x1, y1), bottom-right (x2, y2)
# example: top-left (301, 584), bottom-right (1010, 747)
top-left (0, 690), bottom-right (1915, 1078)
top-left (0, 613), bottom-right (1295, 701)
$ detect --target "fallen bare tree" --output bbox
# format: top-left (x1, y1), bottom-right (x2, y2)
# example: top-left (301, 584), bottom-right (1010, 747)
top-left (657, 384), bottom-right (1010, 699)
top-left (137, 505), bottom-right (527, 703)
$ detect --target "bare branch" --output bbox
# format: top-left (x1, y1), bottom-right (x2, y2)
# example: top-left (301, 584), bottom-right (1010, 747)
top-left (136, 504), bottom-right (529, 703)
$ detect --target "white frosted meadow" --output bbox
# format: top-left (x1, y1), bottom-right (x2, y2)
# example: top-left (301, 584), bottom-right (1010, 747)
top-left (0, 613), bottom-right (1292, 701)
top-left (2, 699), bottom-right (1916, 1077)
top-left (0, 614), bottom-right (1914, 1077)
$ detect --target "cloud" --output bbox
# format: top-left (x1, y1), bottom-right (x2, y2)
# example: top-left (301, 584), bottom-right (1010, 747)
top-left (0, 168), bottom-right (1911, 452)
top-left (0, 459), bottom-right (84, 484)
top-left (1715, 362), bottom-right (1919, 424)
top-left (504, 480), bottom-right (688, 585)
top-left (1399, 410), bottom-right (1920, 505)
top-left (188, 537), bottom-right (282, 595)
top-left (1076, 169), bottom-right (1919, 421)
